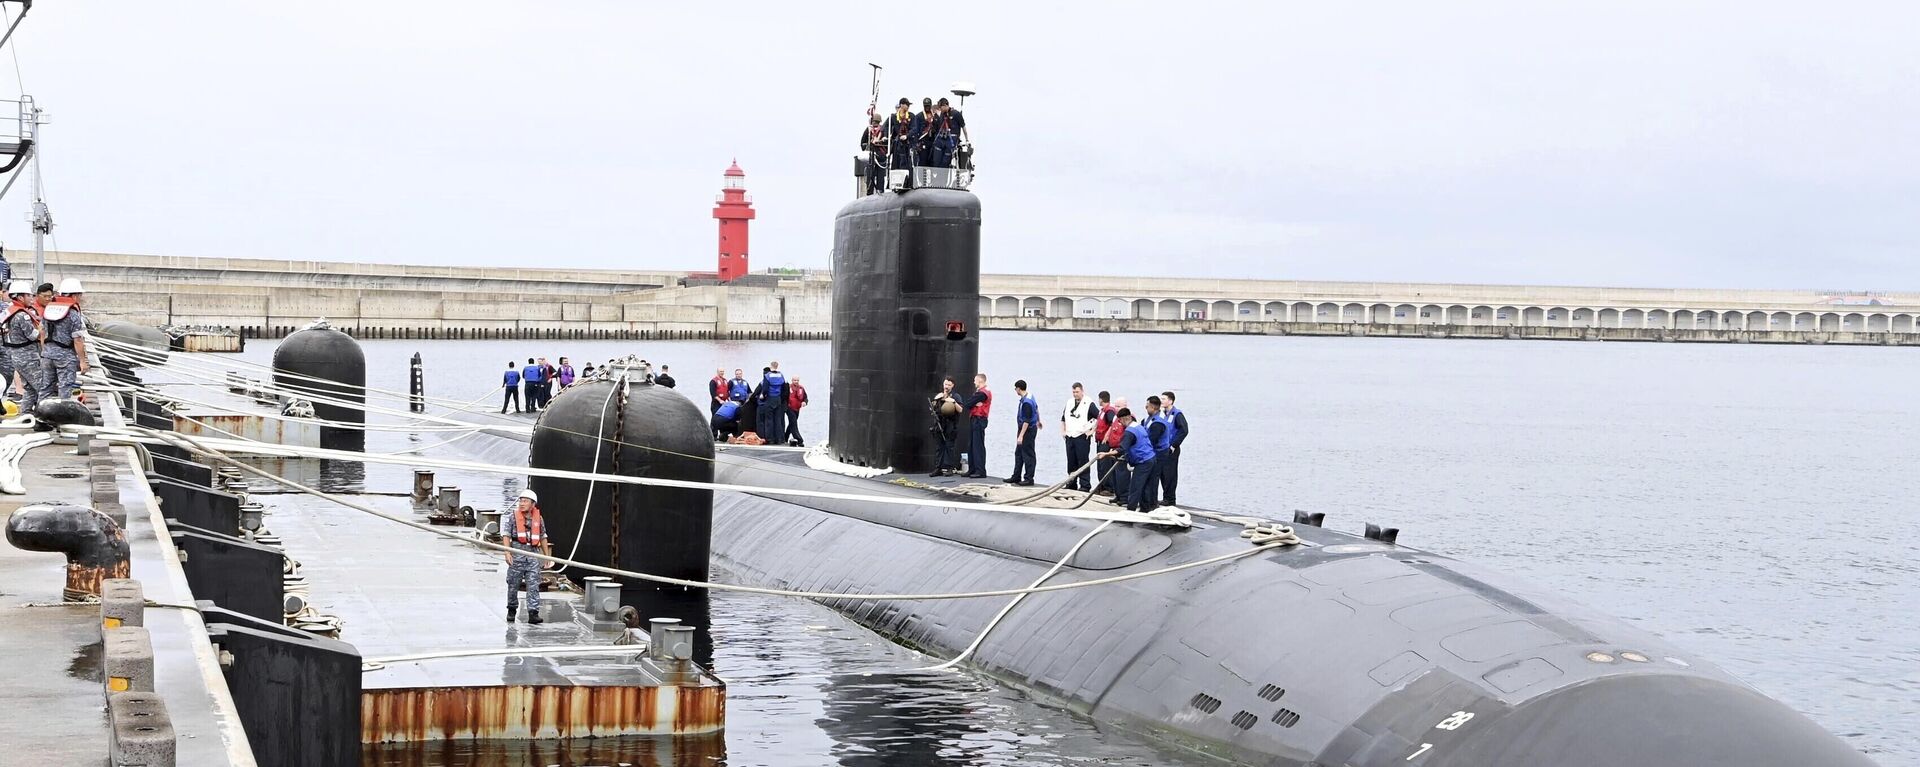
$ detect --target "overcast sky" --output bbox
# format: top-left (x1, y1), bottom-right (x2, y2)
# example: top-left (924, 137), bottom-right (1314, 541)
top-left (4, 2), bottom-right (1916, 289)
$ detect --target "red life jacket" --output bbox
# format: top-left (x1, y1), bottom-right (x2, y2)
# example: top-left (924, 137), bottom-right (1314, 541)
top-left (1103, 408), bottom-right (1126, 447)
top-left (1, 299), bottom-right (37, 328)
top-left (511, 509), bottom-right (545, 546)
top-left (787, 383), bottom-right (807, 411)
top-left (711, 375), bottom-right (729, 397)
top-left (1096, 405), bottom-right (1119, 444)
top-left (970, 387), bottom-right (992, 418)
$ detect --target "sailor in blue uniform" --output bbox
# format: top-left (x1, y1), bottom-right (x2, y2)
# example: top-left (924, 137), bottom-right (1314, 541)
top-left (1004, 380), bottom-right (1039, 485)
top-left (1136, 396), bottom-right (1172, 512)
top-left (2, 280), bottom-right (42, 413)
top-left (1098, 409), bottom-right (1158, 511)
top-left (729, 368), bottom-right (751, 402)
top-left (1159, 390), bottom-right (1189, 506)
top-left (712, 397), bottom-right (743, 442)
top-left (520, 358), bottom-right (542, 412)
top-left (759, 362), bottom-right (788, 441)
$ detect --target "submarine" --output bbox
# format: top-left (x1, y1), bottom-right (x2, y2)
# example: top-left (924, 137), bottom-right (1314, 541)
top-left (506, 176), bottom-right (1876, 765)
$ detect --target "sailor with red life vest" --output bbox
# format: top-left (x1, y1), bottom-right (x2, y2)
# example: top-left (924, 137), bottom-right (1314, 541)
top-left (1097, 408), bottom-right (1158, 511)
top-left (39, 278), bottom-right (88, 400)
top-left (504, 488), bottom-right (549, 624)
top-left (709, 369), bottom-right (730, 416)
top-left (783, 376), bottom-right (809, 447)
top-left (3, 280), bottom-right (44, 412)
top-left (960, 373), bottom-right (993, 478)
top-left (1092, 391), bottom-right (1120, 496)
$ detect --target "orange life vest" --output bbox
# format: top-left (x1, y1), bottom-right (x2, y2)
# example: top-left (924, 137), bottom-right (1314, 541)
top-left (510, 509), bottom-right (545, 546)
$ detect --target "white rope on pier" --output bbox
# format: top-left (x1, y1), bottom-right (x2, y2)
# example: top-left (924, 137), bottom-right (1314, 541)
top-left (0, 432), bottom-right (55, 494)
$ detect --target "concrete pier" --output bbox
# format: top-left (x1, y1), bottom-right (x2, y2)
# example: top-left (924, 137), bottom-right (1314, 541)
top-left (49, 250), bottom-right (1920, 346)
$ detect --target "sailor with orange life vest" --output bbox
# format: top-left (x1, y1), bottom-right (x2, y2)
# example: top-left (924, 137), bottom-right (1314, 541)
top-left (40, 278), bottom-right (89, 400)
top-left (3, 280), bottom-right (45, 412)
top-left (503, 488), bottom-right (549, 624)
top-left (783, 376), bottom-right (809, 447)
top-left (960, 373), bottom-right (992, 478)
top-left (1092, 391), bottom-right (1121, 496)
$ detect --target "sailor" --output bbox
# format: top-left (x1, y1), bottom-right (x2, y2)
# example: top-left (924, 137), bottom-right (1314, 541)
top-left (917, 98), bottom-right (937, 168)
top-left (711, 397), bottom-right (743, 442)
top-left (859, 114), bottom-right (888, 195)
top-left (783, 376), bottom-right (808, 447)
top-left (883, 98), bottom-right (922, 171)
top-left (1005, 379), bottom-right (1039, 486)
top-left (0, 246), bottom-right (10, 288)
top-left (759, 361), bottom-right (788, 444)
top-left (929, 97), bottom-right (966, 168)
top-left (537, 357), bottom-right (556, 404)
top-left (500, 362), bottom-right (522, 413)
top-left (655, 365), bottom-right (676, 389)
top-left (709, 368), bottom-right (729, 415)
top-left (1092, 391), bottom-right (1119, 496)
top-left (520, 358), bottom-right (542, 412)
top-left (39, 278), bottom-right (88, 399)
top-left (929, 377), bottom-right (962, 476)
top-left (1138, 395), bottom-right (1173, 511)
top-left (1098, 409), bottom-right (1157, 511)
top-left (504, 488), bottom-right (548, 624)
top-left (3, 281), bottom-right (43, 413)
top-left (556, 357), bottom-right (576, 389)
top-left (1159, 390), bottom-right (1189, 506)
top-left (729, 368), bottom-right (751, 402)
top-left (961, 373), bottom-right (992, 478)
top-left (1061, 383), bottom-right (1097, 491)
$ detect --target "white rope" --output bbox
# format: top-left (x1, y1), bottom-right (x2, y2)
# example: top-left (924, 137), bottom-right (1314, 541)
top-left (119, 427), bottom-right (1275, 601)
top-left (81, 425), bottom-right (1190, 528)
top-left (0, 432), bottom-right (55, 493)
top-left (926, 519), bottom-right (1112, 671)
top-left (555, 376), bottom-right (622, 573)
top-left (91, 334), bottom-right (503, 413)
top-left (362, 644), bottom-right (642, 672)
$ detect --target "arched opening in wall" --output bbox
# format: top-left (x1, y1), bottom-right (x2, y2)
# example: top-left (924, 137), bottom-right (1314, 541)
top-left (1211, 300), bottom-right (1236, 320)
top-left (1020, 296), bottom-right (1047, 317)
top-left (1794, 312), bottom-right (1815, 330)
top-left (1103, 298), bottom-right (1130, 318)
top-left (1393, 304), bottom-right (1417, 324)
top-left (1373, 304), bottom-right (1394, 324)
top-left (1470, 305), bottom-right (1492, 325)
top-left (1819, 313), bottom-right (1841, 331)
top-left (1842, 312), bottom-right (1865, 331)
top-left (1316, 302), bottom-right (1339, 322)
top-left (1546, 307), bottom-right (1569, 327)
top-left (993, 296), bottom-right (1018, 317)
top-left (1868, 314), bottom-right (1891, 331)
top-left (1598, 309), bottom-right (1620, 328)
top-left (1292, 302), bottom-right (1314, 322)
top-left (1445, 305), bottom-right (1469, 324)
top-left (1676, 310), bottom-right (1700, 329)
top-left (1569, 308), bottom-right (1594, 327)
top-left (978, 297), bottom-right (992, 317)
top-left (1621, 309), bottom-right (1644, 328)
top-left (1522, 307), bottom-right (1545, 325)
top-left (1342, 303), bottom-right (1367, 323)
top-left (1420, 305), bottom-right (1443, 325)
top-left (1496, 306), bottom-right (1519, 326)
top-left (1157, 299), bottom-right (1181, 320)
top-left (1132, 299), bottom-right (1155, 319)
top-left (1767, 312), bottom-right (1788, 329)
top-left (1047, 297), bottom-right (1072, 317)
top-left (1184, 300), bottom-right (1209, 320)
top-left (1744, 311), bottom-right (1765, 329)
top-left (1647, 309), bottom-right (1670, 328)
top-left (1265, 301), bottom-right (1288, 320)
top-left (1714, 311), bottom-right (1738, 330)
top-left (1237, 301), bottom-right (1260, 319)
top-left (1894, 315), bottom-right (1915, 333)
top-left (1074, 297), bottom-right (1100, 317)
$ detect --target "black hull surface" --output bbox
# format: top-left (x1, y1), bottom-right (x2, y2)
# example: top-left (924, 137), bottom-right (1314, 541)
top-left (705, 449), bottom-right (1871, 767)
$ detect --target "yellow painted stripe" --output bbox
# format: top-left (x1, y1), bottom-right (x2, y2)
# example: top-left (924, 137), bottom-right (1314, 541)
top-left (104, 617), bottom-right (122, 629)
top-left (108, 677), bottom-right (130, 692)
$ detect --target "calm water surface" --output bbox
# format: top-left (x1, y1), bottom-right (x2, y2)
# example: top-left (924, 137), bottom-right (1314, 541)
top-left (232, 333), bottom-right (1918, 765)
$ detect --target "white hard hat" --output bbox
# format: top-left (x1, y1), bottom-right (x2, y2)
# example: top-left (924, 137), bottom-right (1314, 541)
top-left (56, 278), bottom-right (84, 294)
top-left (5, 280), bottom-right (30, 296)
top-left (518, 489), bottom-right (538, 503)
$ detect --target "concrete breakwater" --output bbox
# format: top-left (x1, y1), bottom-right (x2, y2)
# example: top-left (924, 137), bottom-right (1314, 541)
top-left (47, 250), bottom-right (1920, 346)
top-left (985, 316), bottom-right (1920, 346)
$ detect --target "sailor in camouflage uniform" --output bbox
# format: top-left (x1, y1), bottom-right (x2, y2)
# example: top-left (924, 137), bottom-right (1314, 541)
top-left (1, 280), bottom-right (42, 412)
top-left (39, 278), bottom-right (88, 399)
top-left (504, 488), bottom-right (548, 624)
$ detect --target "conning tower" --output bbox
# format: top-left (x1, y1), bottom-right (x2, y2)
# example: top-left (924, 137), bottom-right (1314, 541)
top-left (827, 187), bottom-right (980, 473)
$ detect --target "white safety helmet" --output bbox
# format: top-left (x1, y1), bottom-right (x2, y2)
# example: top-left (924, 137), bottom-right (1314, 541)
top-left (518, 489), bottom-right (538, 503)
top-left (5, 280), bottom-right (30, 296)
top-left (56, 278), bottom-right (84, 295)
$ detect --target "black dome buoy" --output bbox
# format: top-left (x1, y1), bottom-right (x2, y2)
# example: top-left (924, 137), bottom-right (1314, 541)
top-left (32, 398), bottom-right (94, 432)
top-left (528, 360), bottom-right (714, 660)
top-left (272, 320), bottom-right (366, 451)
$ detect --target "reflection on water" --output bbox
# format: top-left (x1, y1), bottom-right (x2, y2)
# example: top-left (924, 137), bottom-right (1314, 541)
top-left (234, 336), bottom-right (1915, 765)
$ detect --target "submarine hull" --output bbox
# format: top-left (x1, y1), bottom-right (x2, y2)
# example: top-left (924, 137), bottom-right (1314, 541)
top-left (704, 449), bottom-right (1872, 767)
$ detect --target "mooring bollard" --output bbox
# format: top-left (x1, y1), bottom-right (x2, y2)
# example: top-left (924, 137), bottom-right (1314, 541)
top-left (104, 625), bottom-right (156, 693)
top-left (109, 691), bottom-right (177, 767)
top-left (411, 470), bottom-right (435, 508)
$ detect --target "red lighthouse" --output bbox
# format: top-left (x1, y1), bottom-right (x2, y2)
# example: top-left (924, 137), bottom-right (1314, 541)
top-left (712, 160), bottom-right (756, 282)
